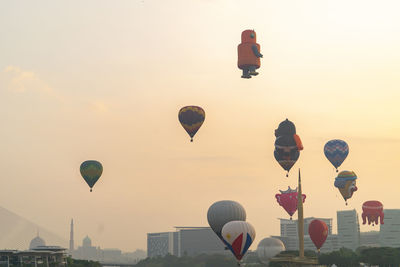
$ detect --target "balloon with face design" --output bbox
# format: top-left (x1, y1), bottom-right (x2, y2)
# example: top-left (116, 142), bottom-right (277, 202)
top-left (334, 171), bottom-right (357, 205)
top-left (362, 201), bottom-right (384, 226)
top-left (275, 187), bottom-right (306, 219)
top-left (238, 30), bottom-right (263, 79)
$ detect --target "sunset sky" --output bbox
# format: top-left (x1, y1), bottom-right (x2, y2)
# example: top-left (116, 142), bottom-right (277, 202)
top-left (1, 0), bottom-right (400, 251)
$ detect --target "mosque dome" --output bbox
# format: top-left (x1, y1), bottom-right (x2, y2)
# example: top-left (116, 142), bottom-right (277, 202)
top-left (83, 235), bottom-right (92, 247)
top-left (29, 235), bottom-right (46, 249)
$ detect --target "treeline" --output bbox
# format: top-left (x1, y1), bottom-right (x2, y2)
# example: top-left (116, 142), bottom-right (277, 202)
top-left (132, 247), bottom-right (400, 267)
top-left (133, 254), bottom-right (263, 267)
top-left (319, 247), bottom-right (400, 267)
top-left (67, 257), bottom-right (102, 267)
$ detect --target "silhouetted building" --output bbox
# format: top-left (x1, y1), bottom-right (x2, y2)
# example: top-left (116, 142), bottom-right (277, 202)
top-left (276, 217), bottom-right (337, 253)
top-left (147, 227), bottom-right (227, 258)
top-left (379, 209), bottom-right (400, 247)
top-left (360, 231), bottom-right (380, 247)
top-left (337, 210), bottom-right (360, 250)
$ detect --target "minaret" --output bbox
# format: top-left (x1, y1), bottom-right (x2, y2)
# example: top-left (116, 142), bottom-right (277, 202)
top-left (69, 219), bottom-right (74, 252)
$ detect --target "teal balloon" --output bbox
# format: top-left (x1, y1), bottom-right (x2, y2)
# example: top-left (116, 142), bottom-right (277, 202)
top-left (80, 160), bottom-right (103, 192)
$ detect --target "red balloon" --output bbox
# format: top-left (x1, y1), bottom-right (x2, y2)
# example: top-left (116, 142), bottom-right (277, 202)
top-left (362, 201), bottom-right (384, 226)
top-left (308, 220), bottom-right (328, 251)
top-left (275, 187), bottom-right (306, 219)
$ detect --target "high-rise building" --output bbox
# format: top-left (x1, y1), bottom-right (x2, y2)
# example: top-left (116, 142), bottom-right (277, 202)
top-left (277, 217), bottom-right (337, 253)
top-left (337, 209), bottom-right (360, 250)
top-left (279, 217), bottom-right (332, 238)
top-left (360, 231), bottom-right (379, 247)
top-left (379, 209), bottom-right (400, 247)
top-left (69, 219), bottom-right (74, 252)
top-left (147, 227), bottom-right (227, 258)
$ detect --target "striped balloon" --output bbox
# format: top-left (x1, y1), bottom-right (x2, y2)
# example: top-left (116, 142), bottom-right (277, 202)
top-left (222, 221), bottom-right (255, 262)
top-left (324, 139), bottom-right (349, 171)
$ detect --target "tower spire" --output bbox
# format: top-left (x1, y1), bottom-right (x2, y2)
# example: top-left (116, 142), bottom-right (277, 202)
top-left (297, 169), bottom-right (304, 258)
top-left (69, 219), bottom-right (74, 252)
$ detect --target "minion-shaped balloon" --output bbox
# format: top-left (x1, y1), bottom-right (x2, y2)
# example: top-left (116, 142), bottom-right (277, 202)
top-left (238, 30), bottom-right (263, 79)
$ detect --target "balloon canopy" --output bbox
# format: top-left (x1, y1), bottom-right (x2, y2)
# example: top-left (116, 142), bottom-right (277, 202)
top-left (207, 200), bottom-right (246, 240)
top-left (362, 201), bottom-right (384, 226)
top-left (80, 160), bottom-right (103, 192)
top-left (256, 237), bottom-right (285, 264)
top-left (178, 106), bottom-right (205, 142)
top-left (222, 221), bottom-right (256, 262)
top-left (324, 139), bottom-right (349, 172)
top-left (308, 219), bottom-right (328, 251)
top-left (274, 119), bottom-right (303, 176)
top-left (275, 187), bottom-right (306, 219)
top-left (334, 170), bottom-right (358, 204)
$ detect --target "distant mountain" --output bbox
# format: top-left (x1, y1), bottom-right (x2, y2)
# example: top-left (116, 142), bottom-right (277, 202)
top-left (0, 206), bottom-right (67, 250)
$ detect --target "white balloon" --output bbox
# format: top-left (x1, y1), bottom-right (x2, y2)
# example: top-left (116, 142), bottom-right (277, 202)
top-left (256, 237), bottom-right (285, 264)
top-left (222, 221), bottom-right (256, 261)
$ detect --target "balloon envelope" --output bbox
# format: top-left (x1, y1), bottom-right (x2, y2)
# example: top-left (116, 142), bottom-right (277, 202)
top-left (275, 187), bottom-right (306, 219)
top-left (334, 170), bottom-right (358, 203)
top-left (256, 238), bottom-right (285, 264)
top-left (362, 201), bottom-right (384, 226)
top-left (222, 221), bottom-right (256, 261)
top-left (274, 119), bottom-right (302, 175)
top-left (178, 106), bottom-right (205, 142)
top-left (80, 160), bottom-right (103, 192)
top-left (324, 139), bottom-right (349, 170)
top-left (308, 219), bottom-right (328, 251)
top-left (207, 200), bottom-right (246, 240)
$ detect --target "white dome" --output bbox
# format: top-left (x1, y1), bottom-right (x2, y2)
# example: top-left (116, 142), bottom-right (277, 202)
top-left (29, 236), bottom-right (46, 249)
top-left (256, 237), bottom-right (285, 264)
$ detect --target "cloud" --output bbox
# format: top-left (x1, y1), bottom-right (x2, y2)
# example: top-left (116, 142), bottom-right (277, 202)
top-left (3, 66), bottom-right (52, 94)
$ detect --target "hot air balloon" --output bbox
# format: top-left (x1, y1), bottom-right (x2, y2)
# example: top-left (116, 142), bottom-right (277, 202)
top-left (207, 200), bottom-right (246, 240)
top-left (275, 187), bottom-right (306, 220)
top-left (238, 30), bottom-right (262, 79)
top-left (362, 201), bottom-right (384, 226)
top-left (178, 106), bottom-right (205, 142)
top-left (334, 170), bottom-right (357, 205)
top-left (308, 219), bottom-right (328, 253)
top-left (324, 140), bottom-right (349, 172)
top-left (256, 238), bottom-right (285, 265)
top-left (222, 221), bottom-right (255, 265)
top-left (80, 160), bottom-right (103, 192)
top-left (274, 119), bottom-right (303, 177)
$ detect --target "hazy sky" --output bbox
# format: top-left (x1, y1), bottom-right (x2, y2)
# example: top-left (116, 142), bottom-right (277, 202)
top-left (1, 0), bottom-right (400, 251)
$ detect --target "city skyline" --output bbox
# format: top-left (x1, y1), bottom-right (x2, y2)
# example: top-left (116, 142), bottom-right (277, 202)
top-left (1, 0), bottom-right (400, 251)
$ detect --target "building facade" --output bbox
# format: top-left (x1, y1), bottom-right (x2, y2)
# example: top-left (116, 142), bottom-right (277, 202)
top-left (147, 227), bottom-right (227, 258)
top-left (337, 210), bottom-right (360, 251)
top-left (379, 209), bottom-right (400, 247)
top-left (360, 231), bottom-right (380, 247)
top-left (277, 217), bottom-right (338, 253)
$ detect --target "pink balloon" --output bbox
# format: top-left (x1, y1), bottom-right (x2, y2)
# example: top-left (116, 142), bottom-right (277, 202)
top-left (275, 187), bottom-right (306, 219)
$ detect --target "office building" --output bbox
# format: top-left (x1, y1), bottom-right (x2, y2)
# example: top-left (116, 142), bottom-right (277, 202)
top-left (379, 209), bottom-right (400, 247)
top-left (277, 217), bottom-right (337, 253)
top-left (147, 232), bottom-right (176, 258)
top-left (147, 227), bottom-right (227, 258)
top-left (360, 231), bottom-right (379, 247)
top-left (337, 210), bottom-right (360, 250)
